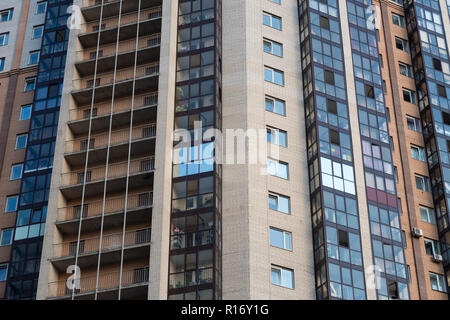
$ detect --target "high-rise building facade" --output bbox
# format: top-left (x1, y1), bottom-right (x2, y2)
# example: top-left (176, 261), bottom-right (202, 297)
top-left (0, 0), bottom-right (448, 300)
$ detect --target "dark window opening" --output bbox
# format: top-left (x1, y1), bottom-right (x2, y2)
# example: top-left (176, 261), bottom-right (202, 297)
top-left (387, 280), bottom-right (399, 299)
top-left (365, 84), bottom-right (375, 98)
top-left (338, 230), bottom-right (349, 248)
top-left (443, 111), bottom-right (450, 125)
top-left (320, 16), bottom-right (330, 30)
top-left (324, 70), bottom-right (334, 85)
top-left (433, 58), bottom-right (442, 71)
top-left (437, 84), bottom-right (447, 98)
top-left (330, 129), bottom-right (340, 145)
top-left (327, 99), bottom-right (337, 114)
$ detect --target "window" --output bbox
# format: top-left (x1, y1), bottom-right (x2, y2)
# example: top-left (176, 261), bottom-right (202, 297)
top-left (263, 12), bottom-right (282, 30)
top-left (395, 37), bottom-right (409, 52)
top-left (399, 62), bottom-right (413, 78)
top-left (406, 116), bottom-right (421, 132)
top-left (392, 13), bottom-right (405, 27)
top-left (410, 145), bottom-right (425, 161)
top-left (265, 96), bottom-right (286, 116)
top-left (402, 88), bottom-right (416, 104)
top-left (437, 84), bottom-right (447, 98)
top-left (420, 206), bottom-right (436, 224)
top-left (0, 57), bottom-right (5, 71)
top-left (387, 280), bottom-right (399, 299)
top-left (432, 58), bottom-right (442, 71)
top-left (10, 163), bottom-right (23, 180)
top-left (0, 8), bottom-right (14, 22)
top-left (324, 70), bottom-right (335, 85)
top-left (264, 66), bottom-right (284, 86)
top-left (24, 77), bottom-right (36, 92)
top-left (28, 50), bottom-right (40, 65)
top-left (0, 229), bottom-right (13, 246)
top-left (32, 25), bottom-right (44, 39)
top-left (20, 105), bottom-right (32, 120)
top-left (424, 238), bottom-right (441, 255)
top-left (270, 227), bottom-right (292, 250)
top-left (268, 193), bottom-right (290, 214)
top-left (269, 0), bottom-right (281, 4)
top-left (415, 174), bottom-right (430, 192)
top-left (15, 134), bottom-right (28, 150)
top-left (0, 264), bottom-right (7, 281)
top-left (5, 195), bottom-right (18, 212)
top-left (0, 32), bottom-right (9, 46)
top-left (267, 127), bottom-right (287, 147)
top-left (320, 16), bottom-right (330, 30)
top-left (267, 159), bottom-right (289, 179)
top-left (429, 273), bottom-right (447, 292)
top-left (263, 38), bottom-right (283, 57)
top-left (271, 266), bottom-right (294, 289)
top-left (36, 1), bottom-right (47, 14)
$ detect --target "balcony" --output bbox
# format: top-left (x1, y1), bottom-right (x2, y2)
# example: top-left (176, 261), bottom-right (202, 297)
top-left (56, 192), bottom-right (153, 234)
top-left (64, 123), bottom-right (156, 166)
top-left (78, 7), bottom-right (162, 48)
top-left (168, 268), bottom-right (214, 290)
top-left (51, 228), bottom-right (151, 271)
top-left (80, 0), bottom-right (163, 22)
top-left (75, 34), bottom-right (161, 76)
top-left (48, 267), bottom-right (149, 300)
top-left (68, 93), bottom-right (158, 135)
top-left (60, 157), bottom-right (155, 200)
top-left (71, 63), bottom-right (159, 105)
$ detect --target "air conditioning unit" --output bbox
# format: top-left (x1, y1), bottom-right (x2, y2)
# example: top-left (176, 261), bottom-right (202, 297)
top-left (412, 227), bottom-right (423, 238)
top-left (432, 254), bottom-right (443, 263)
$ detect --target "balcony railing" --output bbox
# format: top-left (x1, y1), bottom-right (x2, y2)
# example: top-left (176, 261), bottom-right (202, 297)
top-left (79, 7), bottom-right (162, 34)
top-left (75, 34), bottom-right (161, 63)
top-left (65, 123), bottom-right (156, 154)
top-left (72, 63), bottom-right (159, 91)
top-left (69, 92), bottom-right (158, 123)
top-left (169, 268), bottom-right (213, 289)
top-left (60, 156), bottom-right (155, 187)
top-left (57, 192), bottom-right (153, 222)
top-left (48, 267), bottom-right (149, 298)
top-left (53, 228), bottom-right (151, 259)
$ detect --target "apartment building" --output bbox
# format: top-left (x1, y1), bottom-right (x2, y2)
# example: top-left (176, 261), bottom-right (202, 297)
top-left (0, 0), bottom-right (447, 300)
top-left (0, 0), bottom-right (48, 299)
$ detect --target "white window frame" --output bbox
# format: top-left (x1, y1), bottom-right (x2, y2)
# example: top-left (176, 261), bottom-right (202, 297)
top-left (0, 8), bottom-right (13, 22)
top-left (268, 192), bottom-right (290, 214)
top-left (265, 96), bottom-right (286, 116)
top-left (399, 62), bottom-right (413, 78)
top-left (5, 195), bottom-right (18, 213)
top-left (415, 174), bottom-right (430, 192)
top-left (403, 88), bottom-right (416, 104)
top-left (32, 25), bottom-right (44, 39)
top-left (264, 66), bottom-right (285, 86)
top-left (270, 227), bottom-right (292, 251)
top-left (392, 13), bottom-right (405, 27)
top-left (419, 205), bottom-right (436, 224)
top-left (263, 12), bottom-right (282, 30)
top-left (267, 158), bottom-right (289, 179)
top-left (0, 228), bottom-right (13, 246)
top-left (36, 1), bottom-right (48, 15)
top-left (24, 77), bottom-right (36, 91)
top-left (271, 265), bottom-right (294, 289)
top-left (395, 36), bottom-right (409, 52)
top-left (267, 126), bottom-right (287, 147)
top-left (19, 105), bottom-right (32, 120)
top-left (15, 134), bottom-right (28, 150)
top-left (406, 115), bottom-right (421, 132)
top-left (0, 32), bottom-right (9, 46)
top-left (410, 144), bottom-right (425, 161)
top-left (10, 163), bottom-right (23, 180)
top-left (424, 238), bottom-right (441, 255)
top-left (263, 38), bottom-right (283, 57)
top-left (28, 50), bottom-right (40, 65)
top-left (429, 272), bottom-right (447, 293)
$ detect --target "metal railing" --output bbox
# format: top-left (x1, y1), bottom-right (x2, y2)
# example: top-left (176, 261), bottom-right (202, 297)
top-left (75, 34), bottom-right (161, 63)
top-left (69, 92), bottom-right (158, 122)
top-left (79, 7), bottom-right (162, 34)
top-left (52, 228), bottom-right (151, 259)
top-left (47, 267), bottom-right (149, 298)
top-left (57, 191), bottom-right (153, 222)
top-left (81, 0), bottom-right (120, 9)
top-left (60, 156), bottom-right (155, 187)
top-left (64, 123), bottom-right (156, 154)
top-left (72, 63), bottom-right (159, 91)
top-left (169, 268), bottom-right (213, 289)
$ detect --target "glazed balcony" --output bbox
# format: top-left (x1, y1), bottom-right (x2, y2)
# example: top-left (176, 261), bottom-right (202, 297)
top-left (71, 63), bottom-right (159, 105)
top-left (64, 123), bottom-right (156, 166)
top-left (56, 191), bottom-right (153, 234)
top-left (68, 92), bottom-right (158, 135)
top-left (78, 7), bottom-right (162, 48)
top-left (75, 34), bottom-right (161, 76)
top-left (48, 267), bottom-right (149, 300)
top-left (51, 228), bottom-right (151, 271)
top-left (60, 157), bottom-right (155, 200)
top-left (80, 0), bottom-right (163, 23)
